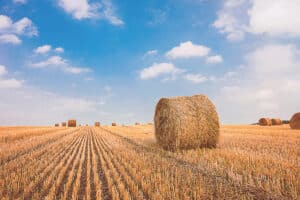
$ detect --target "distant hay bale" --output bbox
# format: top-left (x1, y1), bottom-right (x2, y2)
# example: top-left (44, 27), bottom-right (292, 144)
top-left (282, 120), bottom-right (290, 124)
top-left (68, 119), bottom-right (77, 127)
top-left (95, 122), bottom-right (100, 127)
top-left (112, 123), bottom-right (117, 126)
top-left (258, 118), bottom-right (272, 126)
top-left (290, 112), bottom-right (300, 129)
top-left (154, 94), bottom-right (220, 151)
top-left (135, 122), bottom-right (140, 125)
top-left (61, 122), bottom-right (66, 127)
top-left (271, 118), bottom-right (282, 125)
top-left (148, 122), bottom-right (153, 125)
top-left (55, 123), bottom-right (59, 127)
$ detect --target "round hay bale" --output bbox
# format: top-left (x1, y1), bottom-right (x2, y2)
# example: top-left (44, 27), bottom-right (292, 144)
top-left (135, 122), bottom-right (140, 125)
top-left (282, 120), bottom-right (290, 124)
top-left (68, 119), bottom-right (77, 127)
top-left (112, 123), bottom-right (117, 126)
top-left (290, 112), bottom-right (300, 129)
top-left (154, 94), bottom-right (220, 151)
top-left (95, 122), bottom-right (101, 127)
top-left (55, 123), bottom-right (59, 127)
top-left (271, 118), bottom-right (282, 125)
top-left (61, 122), bottom-right (67, 127)
top-left (258, 118), bottom-right (272, 126)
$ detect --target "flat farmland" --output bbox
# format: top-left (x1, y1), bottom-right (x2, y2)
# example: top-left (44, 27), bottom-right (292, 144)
top-left (0, 125), bottom-right (299, 200)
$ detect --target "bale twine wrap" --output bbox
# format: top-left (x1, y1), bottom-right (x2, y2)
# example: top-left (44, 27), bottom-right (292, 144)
top-left (271, 118), bottom-right (282, 125)
top-left (290, 112), bottom-right (300, 129)
top-left (258, 118), bottom-right (272, 126)
top-left (112, 123), bottom-right (117, 126)
top-left (55, 123), bottom-right (59, 127)
top-left (61, 122), bottom-right (67, 127)
top-left (154, 94), bottom-right (220, 151)
top-left (68, 119), bottom-right (77, 127)
top-left (95, 122), bottom-right (101, 127)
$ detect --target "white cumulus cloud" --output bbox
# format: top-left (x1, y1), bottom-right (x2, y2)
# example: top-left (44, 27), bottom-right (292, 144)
top-left (206, 55), bottom-right (223, 64)
top-left (213, 0), bottom-right (300, 41)
top-left (58, 0), bottom-right (124, 25)
top-left (166, 41), bottom-right (211, 59)
top-left (55, 47), bottom-right (64, 53)
top-left (248, 0), bottom-right (300, 37)
top-left (140, 62), bottom-right (183, 80)
top-left (31, 56), bottom-right (66, 68)
top-left (34, 45), bottom-right (52, 54)
top-left (0, 34), bottom-right (21, 45)
top-left (0, 15), bottom-right (37, 45)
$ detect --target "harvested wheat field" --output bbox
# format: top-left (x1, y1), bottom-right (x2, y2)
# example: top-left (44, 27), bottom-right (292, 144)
top-left (0, 125), bottom-right (299, 200)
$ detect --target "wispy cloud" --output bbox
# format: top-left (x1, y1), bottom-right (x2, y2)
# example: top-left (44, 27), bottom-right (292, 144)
top-left (12, 0), bottom-right (27, 4)
top-left (184, 73), bottom-right (208, 83)
top-left (30, 55), bottom-right (92, 74)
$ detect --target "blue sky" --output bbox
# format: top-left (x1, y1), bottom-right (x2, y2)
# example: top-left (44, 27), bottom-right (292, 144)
top-left (0, 0), bottom-right (300, 125)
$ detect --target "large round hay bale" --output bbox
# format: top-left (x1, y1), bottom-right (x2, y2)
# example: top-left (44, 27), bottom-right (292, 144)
top-left (154, 94), bottom-right (220, 151)
top-left (95, 122), bottom-right (100, 127)
top-left (55, 123), bottom-right (59, 127)
top-left (258, 118), bottom-right (271, 126)
top-left (112, 123), bottom-right (117, 126)
top-left (61, 122), bottom-right (67, 127)
top-left (68, 119), bottom-right (77, 127)
top-left (271, 118), bottom-right (282, 125)
top-left (290, 112), bottom-right (300, 129)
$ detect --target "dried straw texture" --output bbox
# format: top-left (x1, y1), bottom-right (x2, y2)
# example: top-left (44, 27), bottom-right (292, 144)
top-left (55, 124), bottom-right (59, 127)
top-left (112, 123), bottom-right (117, 126)
top-left (290, 112), bottom-right (300, 129)
top-left (259, 118), bottom-right (272, 126)
top-left (61, 122), bottom-right (66, 127)
top-left (154, 94), bottom-right (220, 151)
top-left (271, 118), bottom-right (282, 125)
top-left (68, 119), bottom-right (77, 127)
top-left (95, 122), bottom-right (101, 127)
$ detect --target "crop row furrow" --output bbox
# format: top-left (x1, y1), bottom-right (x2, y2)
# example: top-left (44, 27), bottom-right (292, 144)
top-left (92, 130), bottom-right (123, 200)
top-left (0, 130), bottom-right (81, 199)
top-left (48, 132), bottom-right (87, 200)
top-left (90, 129), bottom-right (102, 200)
top-left (0, 128), bottom-right (79, 166)
top-left (94, 128), bottom-right (148, 200)
top-left (69, 130), bottom-right (88, 200)
top-left (23, 131), bottom-right (84, 200)
top-left (39, 132), bottom-right (85, 199)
